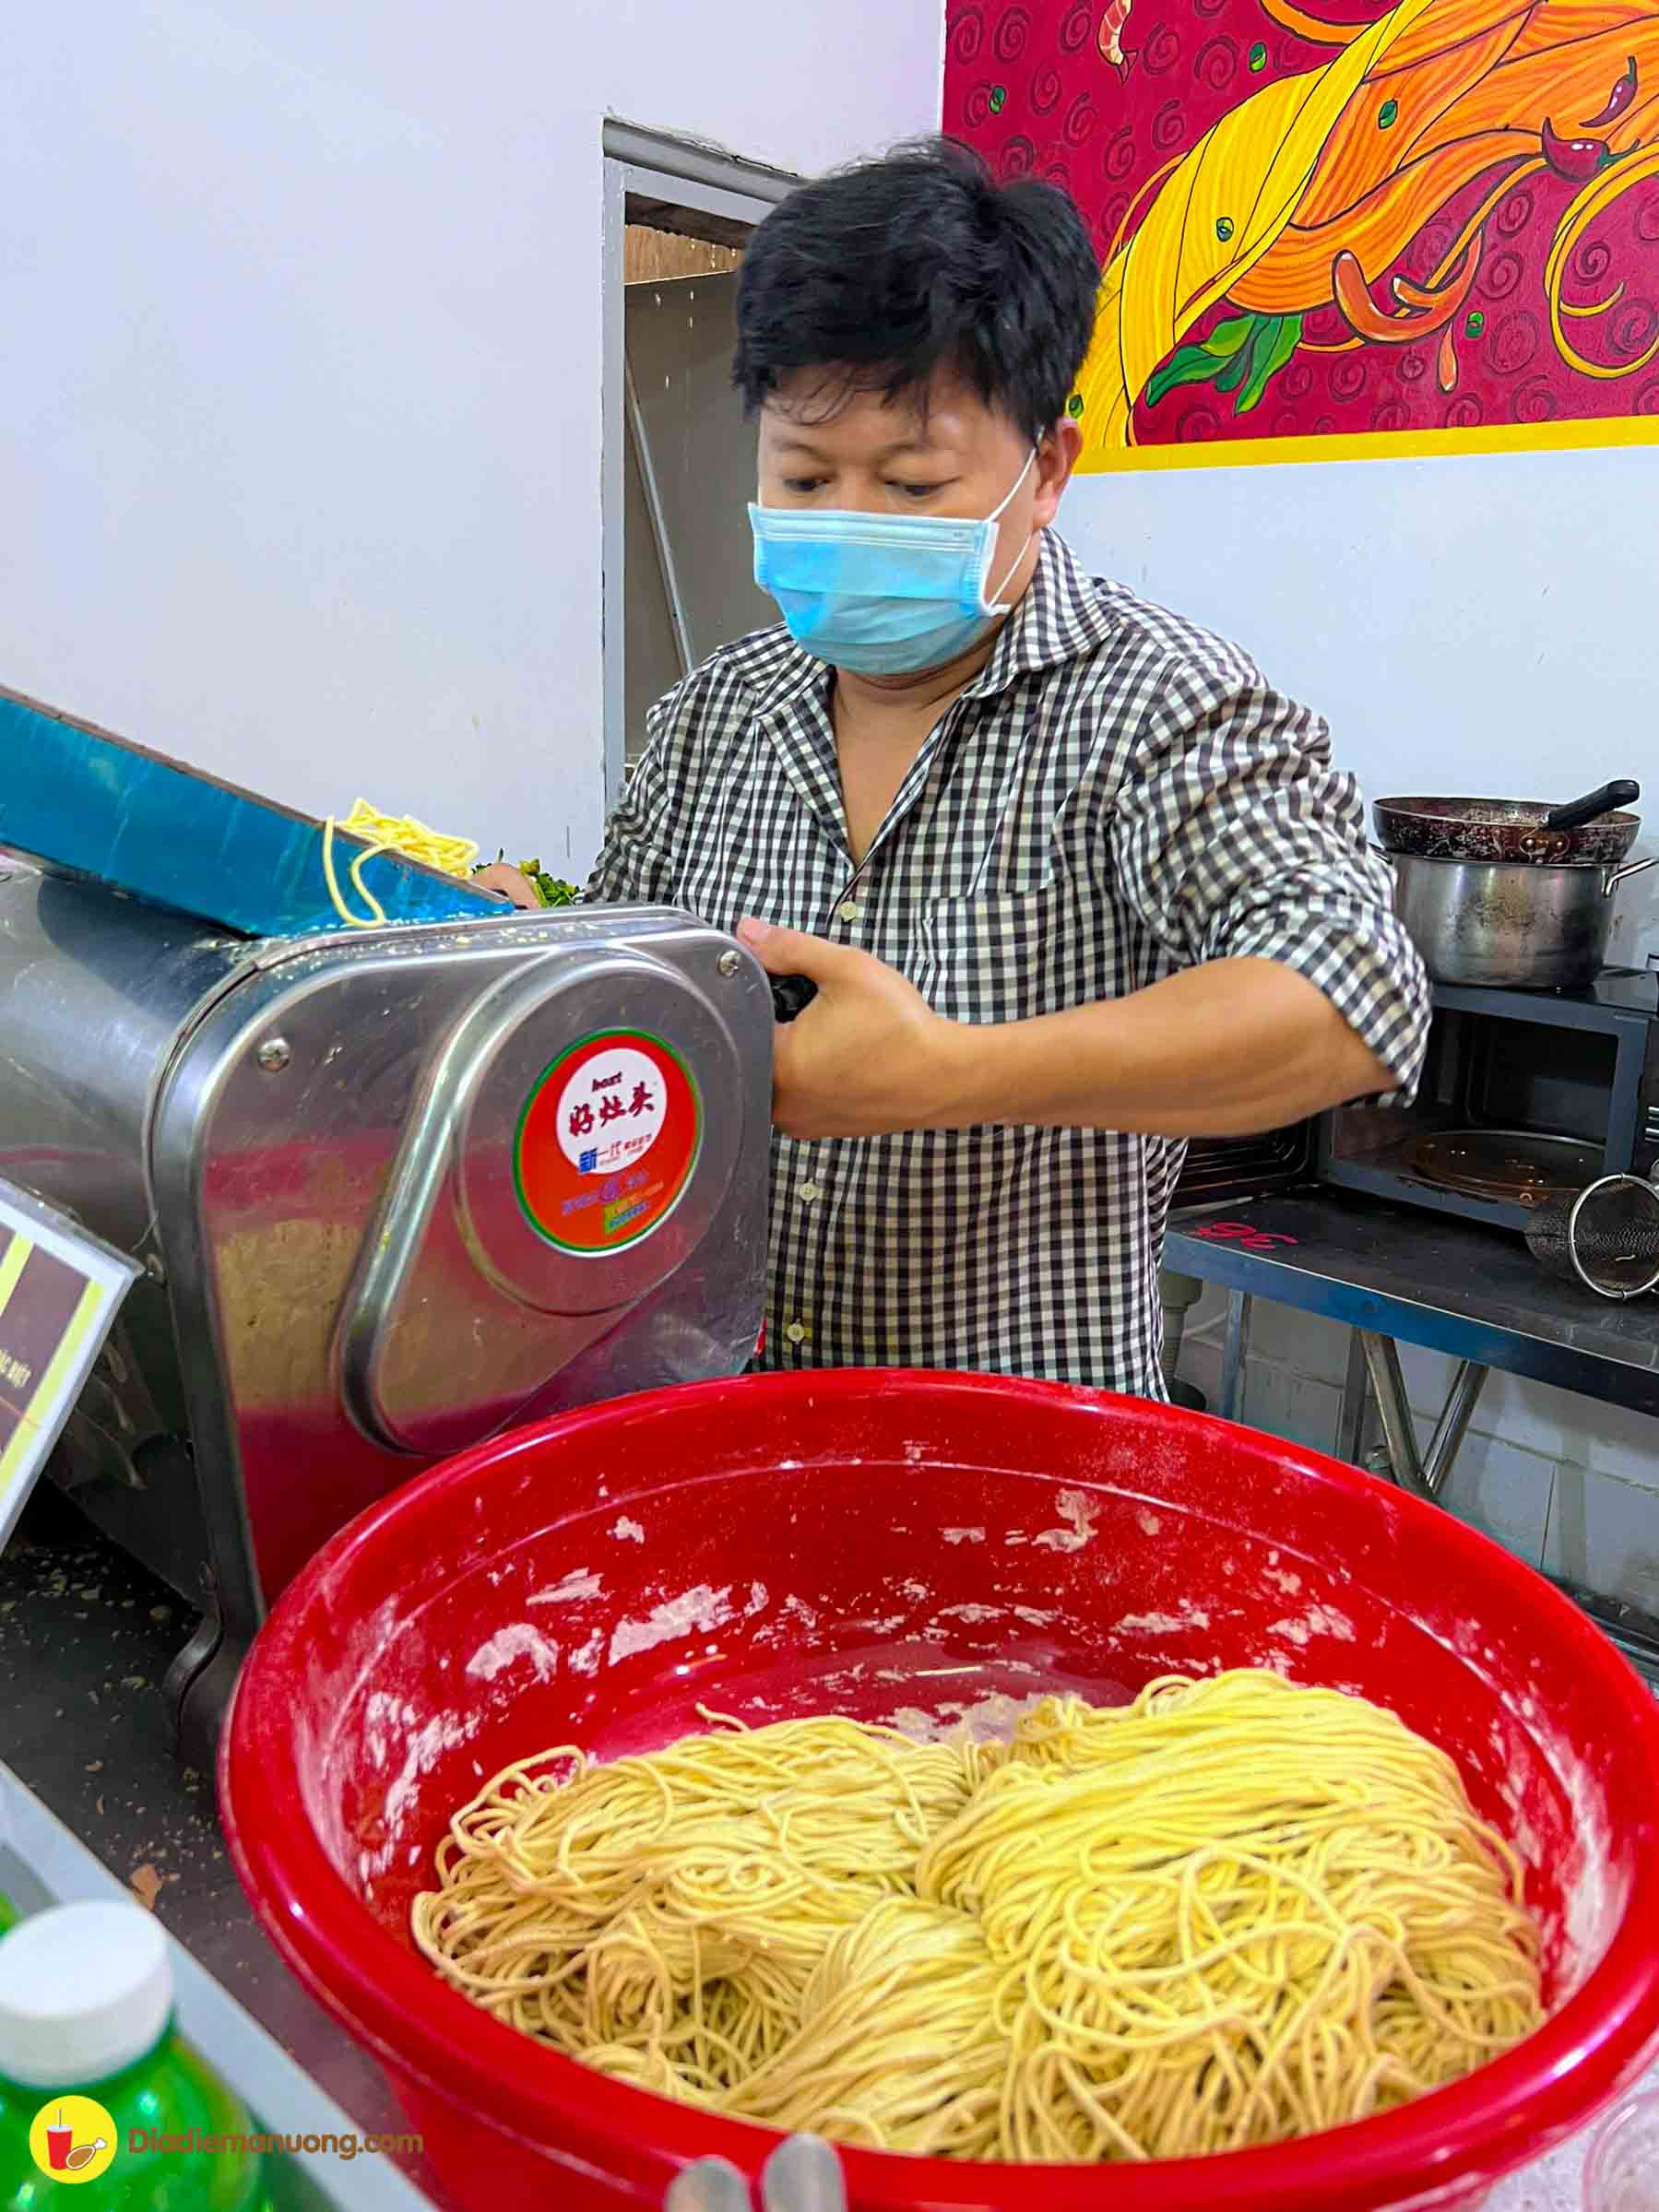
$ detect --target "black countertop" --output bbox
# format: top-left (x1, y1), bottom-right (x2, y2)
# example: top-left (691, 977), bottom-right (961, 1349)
top-left (0, 1483), bottom-right (426, 2176)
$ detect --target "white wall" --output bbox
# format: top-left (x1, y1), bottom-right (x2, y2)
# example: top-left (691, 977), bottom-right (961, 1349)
top-left (1061, 445), bottom-right (1659, 1611)
top-left (1060, 445), bottom-right (1659, 959)
top-left (0, 0), bottom-right (942, 870)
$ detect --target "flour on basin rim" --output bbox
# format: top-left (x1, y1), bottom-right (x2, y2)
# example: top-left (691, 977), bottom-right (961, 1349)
top-left (612, 1517), bottom-right (646, 1544)
top-left (363, 1690), bottom-right (419, 1769)
top-left (752, 1592), bottom-right (820, 1649)
top-left (938, 1602), bottom-right (1003, 1625)
top-left (528, 1569), bottom-right (603, 1605)
top-left (609, 1583), bottom-right (734, 1663)
top-left (942, 1527), bottom-right (985, 1546)
top-left (361, 1709), bottom-right (480, 1887)
top-left (1116, 1603), bottom-right (1211, 1636)
top-left (890, 1690), bottom-right (1048, 1745)
top-left (1035, 1489), bottom-right (1098, 1553)
top-left (387, 1712), bottom-right (475, 1841)
top-left (467, 1624), bottom-right (561, 1683)
top-left (1539, 1721), bottom-right (1626, 1995)
top-left (1268, 1603), bottom-right (1356, 1648)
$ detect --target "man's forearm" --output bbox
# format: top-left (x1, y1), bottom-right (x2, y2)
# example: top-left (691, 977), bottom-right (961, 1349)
top-left (932, 957), bottom-right (1393, 1138)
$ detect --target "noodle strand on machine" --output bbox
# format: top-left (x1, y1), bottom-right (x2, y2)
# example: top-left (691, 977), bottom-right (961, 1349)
top-left (411, 1672), bottom-right (1544, 2161)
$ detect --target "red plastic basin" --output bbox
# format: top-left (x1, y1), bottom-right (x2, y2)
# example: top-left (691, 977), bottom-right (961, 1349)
top-left (219, 1371), bottom-right (1659, 2212)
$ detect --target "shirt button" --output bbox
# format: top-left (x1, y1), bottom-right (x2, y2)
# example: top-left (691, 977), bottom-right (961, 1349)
top-left (785, 1320), bottom-right (808, 1345)
top-left (800, 1183), bottom-right (820, 1204)
top-left (838, 901), bottom-right (860, 922)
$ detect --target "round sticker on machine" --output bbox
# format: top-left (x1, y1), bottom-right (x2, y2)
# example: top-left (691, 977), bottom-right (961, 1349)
top-left (515, 1031), bottom-right (701, 1254)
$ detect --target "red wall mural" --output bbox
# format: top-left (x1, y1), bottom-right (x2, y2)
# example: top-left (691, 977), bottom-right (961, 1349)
top-left (943, 0), bottom-right (1659, 468)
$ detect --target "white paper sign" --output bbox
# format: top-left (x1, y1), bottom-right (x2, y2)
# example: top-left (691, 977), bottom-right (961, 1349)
top-left (0, 1181), bottom-right (141, 1548)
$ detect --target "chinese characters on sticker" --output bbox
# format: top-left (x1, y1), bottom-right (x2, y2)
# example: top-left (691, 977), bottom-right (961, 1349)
top-left (554, 1047), bottom-right (669, 1177)
top-left (515, 1033), bottom-right (700, 1255)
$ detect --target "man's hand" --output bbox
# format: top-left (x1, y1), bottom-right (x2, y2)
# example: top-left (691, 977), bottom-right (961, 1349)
top-left (737, 920), bottom-right (967, 1140)
top-left (474, 862), bottom-right (542, 910)
top-left (738, 927), bottom-right (1394, 1143)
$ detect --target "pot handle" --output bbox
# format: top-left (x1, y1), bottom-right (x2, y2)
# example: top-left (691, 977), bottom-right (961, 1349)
top-left (1546, 779), bottom-right (1640, 832)
top-left (1604, 853), bottom-right (1659, 894)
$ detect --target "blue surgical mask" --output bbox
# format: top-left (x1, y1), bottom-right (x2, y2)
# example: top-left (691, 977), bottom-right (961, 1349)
top-left (749, 452), bottom-right (1036, 676)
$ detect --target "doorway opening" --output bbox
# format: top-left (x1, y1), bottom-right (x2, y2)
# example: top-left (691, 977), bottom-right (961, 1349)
top-left (602, 124), bottom-right (799, 799)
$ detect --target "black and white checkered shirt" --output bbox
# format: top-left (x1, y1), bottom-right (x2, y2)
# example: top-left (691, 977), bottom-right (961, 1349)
top-left (590, 530), bottom-right (1429, 1397)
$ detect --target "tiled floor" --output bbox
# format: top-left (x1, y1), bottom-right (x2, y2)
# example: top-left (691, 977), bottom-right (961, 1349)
top-left (1171, 1283), bottom-right (1659, 1615)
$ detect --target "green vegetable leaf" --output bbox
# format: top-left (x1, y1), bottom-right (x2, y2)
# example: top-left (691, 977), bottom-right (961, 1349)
top-left (1147, 349), bottom-right (1223, 408)
top-left (518, 860), bottom-right (578, 907)
top-left (472, 849), bottom-right (579, 905)
top-left (1215, 344), bottom-right (1252, 396)
top-left (1202, 315), bottom-right (1257, 359)
top-left (1145, 315), bottom-right (1267, 408)
top-left (1235, 313), bottom-right (1303, 413)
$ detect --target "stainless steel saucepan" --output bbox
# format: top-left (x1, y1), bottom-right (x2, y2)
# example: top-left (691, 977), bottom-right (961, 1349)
top-left (1383, 847), bottom-right (1659, 988)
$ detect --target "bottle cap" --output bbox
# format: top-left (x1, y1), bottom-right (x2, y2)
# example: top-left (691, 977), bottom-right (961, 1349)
top-left (0, 1901), bottom-right (172, 2088)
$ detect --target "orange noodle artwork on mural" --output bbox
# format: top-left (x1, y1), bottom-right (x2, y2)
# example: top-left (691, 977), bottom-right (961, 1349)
top-left (1069, 0), bottom-right (1659, 452)
top-left (1099, 0), bottom-right (1137, 77)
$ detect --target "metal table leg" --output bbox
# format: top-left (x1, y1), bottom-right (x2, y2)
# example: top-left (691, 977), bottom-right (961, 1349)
top-left (1358, 1332), bottom-right (1489, 1502)
top-left (1335, 1328), bottom-right (1370, 1467)
top-left (1220, 1291), bottom-right (1251, 1424)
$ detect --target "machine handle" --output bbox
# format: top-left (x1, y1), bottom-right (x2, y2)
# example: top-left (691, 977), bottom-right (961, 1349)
top-left (771, 976), bottom-right (819, 1023)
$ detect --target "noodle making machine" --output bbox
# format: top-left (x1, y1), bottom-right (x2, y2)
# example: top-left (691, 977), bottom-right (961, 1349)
top-left (0, 687), bottom-right (774, 1761)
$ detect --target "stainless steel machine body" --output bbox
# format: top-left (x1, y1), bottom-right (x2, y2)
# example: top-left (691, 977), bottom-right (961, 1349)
top-left (0, 857), bottom-right (772, 1753)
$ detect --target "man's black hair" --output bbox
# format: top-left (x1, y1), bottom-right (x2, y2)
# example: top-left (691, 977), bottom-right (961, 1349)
top-left (732, 136), bottom-right (1101, 445)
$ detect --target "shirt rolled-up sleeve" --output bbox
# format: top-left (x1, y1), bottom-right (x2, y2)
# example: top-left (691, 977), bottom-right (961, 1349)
top-left (1108, 647), bottom-right (1430, 1103)
top-left (585, 695), bottom-right (681, 906)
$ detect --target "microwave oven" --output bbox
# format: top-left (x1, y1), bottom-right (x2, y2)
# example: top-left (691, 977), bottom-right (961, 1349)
top-left (1173, 967), bottom-right (1659, 1236)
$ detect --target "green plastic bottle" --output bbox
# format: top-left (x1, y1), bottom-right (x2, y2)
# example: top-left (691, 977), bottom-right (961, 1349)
top-left (0, 1901), bottom-right (266, 2208)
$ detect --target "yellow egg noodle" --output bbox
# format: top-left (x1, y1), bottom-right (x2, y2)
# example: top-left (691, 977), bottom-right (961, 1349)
top-left (411, 1672), bottom-right (1543, 2162)
top-left (321, 798), bottom-right (480, 929)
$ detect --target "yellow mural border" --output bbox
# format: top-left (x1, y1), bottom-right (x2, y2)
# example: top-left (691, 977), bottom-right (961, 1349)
top-left (1081, 412), bottom-right (1659, 474)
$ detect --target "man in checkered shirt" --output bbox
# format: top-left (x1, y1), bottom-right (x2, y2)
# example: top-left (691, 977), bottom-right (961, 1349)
top-left (486, 141), bottom-right (1429, 1398)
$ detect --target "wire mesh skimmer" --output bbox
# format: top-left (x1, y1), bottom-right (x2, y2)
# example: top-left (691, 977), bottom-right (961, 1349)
top-left (1524, 1174), bottom-right (1659, 1300)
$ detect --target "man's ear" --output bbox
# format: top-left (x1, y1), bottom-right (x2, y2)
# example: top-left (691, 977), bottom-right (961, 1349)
top-left (1034, 419), bottom-right (1083, 526)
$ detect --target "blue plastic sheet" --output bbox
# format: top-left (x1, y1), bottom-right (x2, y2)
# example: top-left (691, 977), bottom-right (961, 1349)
top-left (1, 685), bottom-right (496, 938)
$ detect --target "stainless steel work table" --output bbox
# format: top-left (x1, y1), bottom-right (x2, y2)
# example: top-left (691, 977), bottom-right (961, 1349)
top-left (1164, 1189), bottom-right (1659, 1674)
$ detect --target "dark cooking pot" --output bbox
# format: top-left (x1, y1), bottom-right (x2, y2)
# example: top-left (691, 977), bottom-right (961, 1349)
top-left (1375, 783), bottom-right (1640, 866)
top-left (1386, 849), bottom-right (1659, 988)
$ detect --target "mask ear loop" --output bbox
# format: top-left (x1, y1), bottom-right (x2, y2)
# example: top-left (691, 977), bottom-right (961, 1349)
top-left (959, 446), bottom-right (1044, 900)
top-left (978, 447), bottom-right (1039, 613)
